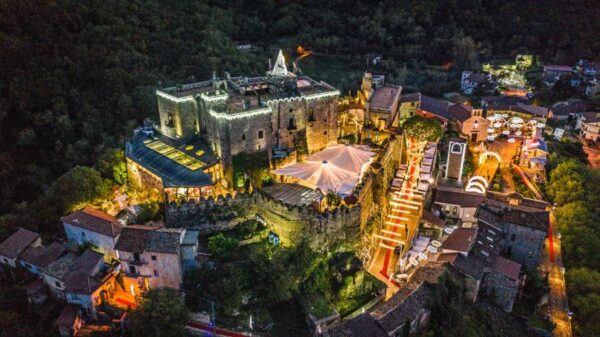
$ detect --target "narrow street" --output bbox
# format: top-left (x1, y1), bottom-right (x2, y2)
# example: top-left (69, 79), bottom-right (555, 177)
top-left (544, 210), bottom-right (572, 337)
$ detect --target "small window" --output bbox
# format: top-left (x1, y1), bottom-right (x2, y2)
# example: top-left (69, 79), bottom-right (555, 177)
top-left (55, 281), bottom-right (61, 288)
top-left (258, 130), bottom-right (264, 139)
top-left (511, 234), bottom-right (516, 241)
top-left (153, 270), bottom-right (159, 277)
top-left (81, 231), bottom-right (85, 237)
top-left (129, 265), bottom-right (136, 275)
top-left (324, 131), bottom-right (327, 136)
top-left (151, 255), bottom-right (157, 261)
top-left (242, 133), bottom-right (246, 141)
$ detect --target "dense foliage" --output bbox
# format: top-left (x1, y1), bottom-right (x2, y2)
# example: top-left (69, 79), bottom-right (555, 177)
top-left (126, 288), bottom-right (189, 337)
top-left (546, 156), bottom-right (600, 336)
top-left (402, 115), bottom-right (443, 142)
top-left (2, 0), bottom-right (600, 236)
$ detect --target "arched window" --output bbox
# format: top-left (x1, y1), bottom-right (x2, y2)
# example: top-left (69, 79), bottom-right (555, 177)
top-left (451, 143), bottom-right (462, 153)
top-left (258, 130), bottom-right (264, 139)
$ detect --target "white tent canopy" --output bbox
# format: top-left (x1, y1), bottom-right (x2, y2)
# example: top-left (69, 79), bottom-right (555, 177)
top-left (272, 145), bottom-right (375, 196)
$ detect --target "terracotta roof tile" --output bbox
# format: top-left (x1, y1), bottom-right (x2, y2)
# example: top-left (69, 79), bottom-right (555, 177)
top-left (370, 86), bottom-right (401, 112)
top-left (494, 256), bottom-right (521, 281)
top-left (20, 242), bottom-right (66, 268)
top-left (441, 227), bottom-right (477, 253)
top-left (61, 207), bottom-right (123, 237)
top-left (433, 188), bottom-right (485, 208)
top-left (0, 228), bottom-right (40, 259)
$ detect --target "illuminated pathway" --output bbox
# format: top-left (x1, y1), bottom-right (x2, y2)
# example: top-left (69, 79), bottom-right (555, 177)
top-left (368, 139), bottom-right (427, 292)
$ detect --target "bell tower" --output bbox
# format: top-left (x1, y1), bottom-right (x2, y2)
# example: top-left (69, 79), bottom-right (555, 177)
top-left (445, 138), bottom-right (467, 181)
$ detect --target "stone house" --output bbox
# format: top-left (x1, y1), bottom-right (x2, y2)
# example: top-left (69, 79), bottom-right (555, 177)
top-left (449, 104), bottom-right (489, 143)
top-left (0, 228), bottom-right (41, 268)
top-left (432, 188), bottom-right (485, 226)
top-left (19, 241), bottom-right (66, 276)
top-left (398, 92), bottom-right (453, 127)
top-left (576, 111), bottom-right (600, 142)
top-left (482, 256), bottom-right (522, 312)
top-left (477, 204), bottom-right (548, 268)
top-left (62, 207), bottom-right (123, 260)
top-left (360, 73), bottom-right (402, 130)
top-left (115, 225), bottom-right (185, 292)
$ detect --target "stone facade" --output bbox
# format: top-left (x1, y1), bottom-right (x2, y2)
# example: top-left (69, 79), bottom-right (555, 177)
top-left (155, 52), bottom-right (339, 185)
top-left (445, 138), bottom-right (467, 180)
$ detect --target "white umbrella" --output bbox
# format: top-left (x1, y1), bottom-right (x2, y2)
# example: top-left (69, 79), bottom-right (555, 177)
top-left (444, 227), bottom-right (454, 234)
top-left (487, 128), bottom-right (494, 133)
top-left (418, 253), bottom-right (428, 260)
top-left (431, 240), bottom-right (442, 247)
top-left (427, 246), bottom-right (438, 253)
top-left (502, 130), bottom-right (510, 135)
top-left (409, 257), bottom-right (419, 266)
top-left (494, 122), bottom-right (503, 128)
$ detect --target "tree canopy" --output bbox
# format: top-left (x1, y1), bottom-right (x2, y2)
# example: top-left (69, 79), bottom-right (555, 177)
top-left (126, 288), bottom-right (189, 337)
top-left (402, 115), bottom-right (443, 143)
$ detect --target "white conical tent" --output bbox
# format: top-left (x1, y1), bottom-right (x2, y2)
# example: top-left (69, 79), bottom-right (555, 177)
top-left (272, 145), bottom-right (375, 196)
top-left (270, 50), bottom-right (288, 76)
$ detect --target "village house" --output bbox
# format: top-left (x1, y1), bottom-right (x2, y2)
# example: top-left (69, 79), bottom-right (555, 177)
top-left (398, 92), bottom-right (454, 126)
top-left (476, 202), bottom-right (548, 268)
top-left (19, 241), bottom-right (66, 276)
top-left (360, 73), bottom-right (402, 130)
top-left (432, 188), bottom-right (486, 226)
top-left (62, 207), bottom-right (124, 261)
top-left (449, 103), bottom-right (489, 143)
top-left (460, 71), bottom-right (495, 95)
top-left (115, 225), bottom-right (186, 292)
top-left (550, 99), bottom-right (589, 120)
top-left (0, 228), bottom-right (42, 268)
top-left (542, 65), bottom-right (573, 85)
top-left (576, 111), bottom-right (600, 143)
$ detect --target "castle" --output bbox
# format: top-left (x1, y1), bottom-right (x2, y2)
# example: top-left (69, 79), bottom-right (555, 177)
top-left (126, 51), bottom-right (340, 201)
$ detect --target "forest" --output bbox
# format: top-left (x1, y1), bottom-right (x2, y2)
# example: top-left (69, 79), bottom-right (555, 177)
top-left (2, 0), bottom-right (600, 238)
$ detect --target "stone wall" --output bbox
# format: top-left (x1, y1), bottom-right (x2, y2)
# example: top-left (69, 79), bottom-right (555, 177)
top-left (164, 134), bottom-right (404, 259)
top-left (165, 192), bottom-right (257, 232)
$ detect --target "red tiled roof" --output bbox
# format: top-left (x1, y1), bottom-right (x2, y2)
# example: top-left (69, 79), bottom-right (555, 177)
top-left (449, 104), bottom-right (473, 122)
top-left (61, 207), bottom-right (123, 237)
top-left (422, 210), bottom-right (445, 227)
top-left (437, 253), bottom-right (458, 263)
top-left (493, 256), bottom-right (521, 281)
top-left (441, 227), bottom-right (477, 253)
top-left (20, 242), bottom-right (66, 268)
top-left (433, 188), bottom-right (485, 208)
top-left (370, 86), bottom-right (401, 112)
top-left (0, 228), bottom-right (40, 259)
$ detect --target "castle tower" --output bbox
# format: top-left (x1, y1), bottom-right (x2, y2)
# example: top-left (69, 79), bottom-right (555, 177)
top-left (445, 138), bottom-right (467, 180)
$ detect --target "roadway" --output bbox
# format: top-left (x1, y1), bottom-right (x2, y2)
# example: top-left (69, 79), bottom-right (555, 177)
top-left (515, 165), bottom-right (571, 336)
top-left (545, 208), bottom-right (572, 337)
